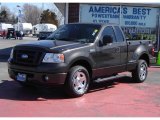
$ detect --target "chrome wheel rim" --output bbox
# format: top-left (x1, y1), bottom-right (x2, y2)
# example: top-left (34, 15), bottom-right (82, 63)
top-left (139, 63), bottom-right (147, 81)
top-left (72, 71), bottom-right (87, 94)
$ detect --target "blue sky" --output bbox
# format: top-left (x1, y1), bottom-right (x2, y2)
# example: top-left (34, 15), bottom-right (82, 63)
top-left (0, 2), bottom-right (55, 14)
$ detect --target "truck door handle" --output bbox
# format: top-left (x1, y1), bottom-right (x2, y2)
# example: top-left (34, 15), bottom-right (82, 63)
top-left (128, 42), bottom-right (131, 45)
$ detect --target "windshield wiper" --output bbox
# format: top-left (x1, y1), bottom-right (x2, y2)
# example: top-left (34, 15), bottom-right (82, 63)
top-left (74, 39), bottom-right (91, 44)
top-left (57, 38), bottom-right (70, 41)
top-left (46, 35), bottom-right (57, 40)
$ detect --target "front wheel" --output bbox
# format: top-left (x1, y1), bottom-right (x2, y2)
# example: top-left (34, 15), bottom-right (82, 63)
top-left (64, 66), bottom-right (90, 97)
top-left (132, 59), bottom-right (148, 83)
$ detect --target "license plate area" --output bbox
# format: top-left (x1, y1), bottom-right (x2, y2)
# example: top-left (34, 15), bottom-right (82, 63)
top-left (16, 73), bottom-right (27, 82)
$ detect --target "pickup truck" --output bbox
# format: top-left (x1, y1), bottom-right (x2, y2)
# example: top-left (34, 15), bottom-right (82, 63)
top-left (8, 23), bottom-right (156, 97)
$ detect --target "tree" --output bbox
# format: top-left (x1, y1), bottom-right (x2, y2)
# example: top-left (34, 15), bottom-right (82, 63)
top-left (40, 9), bottom-right (58, 26)
top-left (0, 6), bottom-right (11, 23)
top-left (10, 15), bottom-right (17, 24)
top-left (22, 3), bottom-right (42, 25)
top-left (0, 6), bottom-right (17, 24)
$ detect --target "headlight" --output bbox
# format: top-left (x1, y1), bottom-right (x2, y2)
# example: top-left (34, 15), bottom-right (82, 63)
top-left (10, 48), bottom-right (14, 59)
top-left (42, 53), bottom-right (64, 63)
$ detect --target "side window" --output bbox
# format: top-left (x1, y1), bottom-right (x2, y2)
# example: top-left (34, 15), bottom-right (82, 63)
top-left (102, 26), bottom-right (116, 42)
top-left (114, 26), bottom-right (124, 42)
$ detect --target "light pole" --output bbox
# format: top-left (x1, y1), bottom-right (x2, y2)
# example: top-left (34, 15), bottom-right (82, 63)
top-left (0, 3), bottom-right (1, 12)
top-left (17, 5), bottom-right (21, 31)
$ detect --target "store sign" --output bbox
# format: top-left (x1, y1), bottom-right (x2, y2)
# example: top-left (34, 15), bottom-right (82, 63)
top-left (79, 4), bottom-right (159, 27)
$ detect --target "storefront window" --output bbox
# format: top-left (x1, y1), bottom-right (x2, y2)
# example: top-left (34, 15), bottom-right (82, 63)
top-left (79, 4), bottom-right (159, 42)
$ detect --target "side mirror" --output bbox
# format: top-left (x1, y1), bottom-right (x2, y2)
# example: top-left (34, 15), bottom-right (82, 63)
top-left (102, 35), bottom-right (113, 45)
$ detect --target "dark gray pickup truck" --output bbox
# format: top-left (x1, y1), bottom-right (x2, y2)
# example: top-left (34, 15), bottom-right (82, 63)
top-left (8, 23), bottom-right (156, 97)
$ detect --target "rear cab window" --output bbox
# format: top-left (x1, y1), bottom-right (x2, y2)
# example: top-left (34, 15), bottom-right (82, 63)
top-left (114, 26), bottom-right (124, 42)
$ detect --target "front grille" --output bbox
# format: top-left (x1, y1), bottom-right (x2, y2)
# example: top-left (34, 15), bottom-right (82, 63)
top-left (14, 50), bottom-right (43, 66)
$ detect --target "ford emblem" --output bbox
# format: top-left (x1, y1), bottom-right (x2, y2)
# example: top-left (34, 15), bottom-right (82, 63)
top-left (21, 54), bottom-right (28, 59)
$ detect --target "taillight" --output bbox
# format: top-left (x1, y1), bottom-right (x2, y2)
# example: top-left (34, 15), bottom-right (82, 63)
top-left (151, 47), bottom-right (155, 56)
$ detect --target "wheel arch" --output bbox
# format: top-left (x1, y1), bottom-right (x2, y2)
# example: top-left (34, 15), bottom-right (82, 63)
top-left (69, 59), bottom-right (93, 79)
top-left (139, 53), bottom-right (150, 66)
top-left (132, 44), bottom-right (150, 66)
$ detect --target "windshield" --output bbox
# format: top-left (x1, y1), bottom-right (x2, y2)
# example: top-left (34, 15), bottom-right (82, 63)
top-left (46, 24), bottom-right (101, 43)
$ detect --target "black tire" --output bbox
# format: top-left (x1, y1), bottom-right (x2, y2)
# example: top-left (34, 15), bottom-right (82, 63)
top-left (64, 66), bottom-right (90, 97)
top-left (132, 59), bottom-right (148, 83)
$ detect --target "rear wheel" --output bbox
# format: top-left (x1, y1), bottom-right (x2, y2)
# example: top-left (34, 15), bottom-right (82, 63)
top-left (132, 59), bottom-right (148, 83)
top-left (64, 66), bottom-right (90, 97)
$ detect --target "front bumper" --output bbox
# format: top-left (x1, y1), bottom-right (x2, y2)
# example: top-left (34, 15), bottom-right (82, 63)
top-left (8, 60), bottom-right (68, 86)
top-left (8, 68), bottom-right (67, 86)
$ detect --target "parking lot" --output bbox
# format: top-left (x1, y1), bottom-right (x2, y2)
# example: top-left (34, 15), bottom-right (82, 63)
top-left (0, 37), bottom-right (160, 117)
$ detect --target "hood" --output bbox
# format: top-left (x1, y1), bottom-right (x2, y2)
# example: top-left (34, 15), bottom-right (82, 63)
top-left (16, 40), bottom-right (89, 52)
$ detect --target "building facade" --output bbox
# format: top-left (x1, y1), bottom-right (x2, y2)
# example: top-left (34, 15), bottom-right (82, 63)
top-left (55, 3), bottom-right (160, 51)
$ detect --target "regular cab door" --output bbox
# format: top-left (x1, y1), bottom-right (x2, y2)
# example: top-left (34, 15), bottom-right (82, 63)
top-left (94, 26), bottom-right (121, 76)
top-left (114, 26), bottom-right (128, 69)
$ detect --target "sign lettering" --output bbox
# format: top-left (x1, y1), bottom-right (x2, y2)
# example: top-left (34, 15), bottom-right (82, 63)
top-left (80, 4), bottom-right (158, 27)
